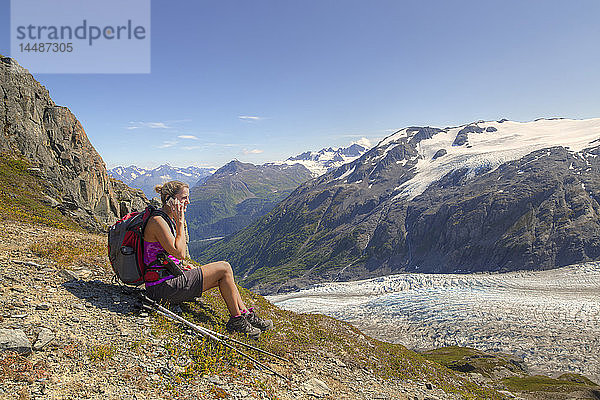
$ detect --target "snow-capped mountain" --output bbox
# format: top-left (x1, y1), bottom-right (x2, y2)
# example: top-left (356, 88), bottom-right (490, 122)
top-left (281, 140), bottom-right (371, 175)
top-left (108, 164), bottom-right (216, 199)
top-left (199, 117), bottom-right (600, 294)
top-left (108, 165), bottom-right (149, 185)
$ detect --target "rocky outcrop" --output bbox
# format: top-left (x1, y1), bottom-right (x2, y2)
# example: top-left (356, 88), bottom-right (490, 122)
top-left (0, 57), bottom-right (147, 230)
top-left (0, 329), bottom-right (31, 355)
top-left (109, 178), bottom-right (150, 217)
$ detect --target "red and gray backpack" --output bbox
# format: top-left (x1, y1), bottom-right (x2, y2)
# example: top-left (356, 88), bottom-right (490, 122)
top-left (108, 205), bottom-right (175, 286)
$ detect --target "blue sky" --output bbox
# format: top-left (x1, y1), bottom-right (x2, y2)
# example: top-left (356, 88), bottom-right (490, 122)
top-left (1, 0), bottom-right (599, 169)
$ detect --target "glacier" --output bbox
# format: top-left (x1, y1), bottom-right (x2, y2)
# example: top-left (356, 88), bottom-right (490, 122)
top-left (268, 262), bottom-right (600, 381)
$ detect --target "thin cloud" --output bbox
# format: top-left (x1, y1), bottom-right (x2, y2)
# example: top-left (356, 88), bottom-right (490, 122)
top-left (127, 121), bottom-right (172, 130)
top-left (243, 148), bottom-right (264, 154)
top-left (181, 145), bottom-right (202, 151)
top-left (178, 135), bottom-right (200, 140)
top-left (157, 140), bottom-right (178, 149)
top-left (239, 115), bottom-right (263, 122)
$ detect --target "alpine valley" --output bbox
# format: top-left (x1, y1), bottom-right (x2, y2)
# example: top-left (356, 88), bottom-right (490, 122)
top-left (108, 143), bottom-right (371, 250)
top-left (186, 160), bottom-right (314, 249)
top-left (197, 118), bottom-right (600, 294)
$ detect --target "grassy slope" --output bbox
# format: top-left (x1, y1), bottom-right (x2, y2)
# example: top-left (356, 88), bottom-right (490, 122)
top-left (423, 347), bottom-right (599, 395)
top-left (144, 260), bottom-right (507, 400)
top-left (0, 153), bottom-right (80, 230)
top-left (26, 230), bottom-right (505, 399)
top-left (501, 375), bottom-right (599, 392)
top-left (422, 346), bottom-right (527, 378)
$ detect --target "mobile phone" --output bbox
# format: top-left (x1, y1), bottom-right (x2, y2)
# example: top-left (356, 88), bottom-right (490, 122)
top-left (167, 197), bottom-right (179, 210)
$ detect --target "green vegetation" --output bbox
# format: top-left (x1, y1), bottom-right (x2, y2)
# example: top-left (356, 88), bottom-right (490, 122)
top-left (0, 153), bottom-right (79, 230)
top-left (557, 373), bottom-right (598, 386)
top-left (146, 272), bottom-right (506, 399)
top-left (501, 375), bottom-right (598, 392)
top-left (422, 346), bottom-right (526, 378)
top-left (187, 161), bottom-right (313, 241)
top-left (87, 344), bottom-right (116, 362)
top-left (422, 346), bottom-right (600, 395)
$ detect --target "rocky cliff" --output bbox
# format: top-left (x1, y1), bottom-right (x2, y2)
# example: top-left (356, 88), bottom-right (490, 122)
top-left (198, 118), bottom-right (600, 293)
top-left (0, 57), bottom-right (147, 230)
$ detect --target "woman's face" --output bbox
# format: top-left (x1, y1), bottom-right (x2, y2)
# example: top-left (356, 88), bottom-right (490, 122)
top-left (174, 186), bottom-right (190, 210)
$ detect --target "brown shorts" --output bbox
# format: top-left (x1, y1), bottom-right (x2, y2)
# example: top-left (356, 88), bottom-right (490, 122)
top-left (145, 267), bottom-right (203, 305)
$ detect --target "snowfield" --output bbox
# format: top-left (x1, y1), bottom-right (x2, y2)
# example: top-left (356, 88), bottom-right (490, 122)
top-left (385, 118), bottom-right (600, 199)
top-left (268, 263), bottom-right (600, 381)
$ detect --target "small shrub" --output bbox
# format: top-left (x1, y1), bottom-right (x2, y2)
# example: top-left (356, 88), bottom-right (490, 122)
top-left (87, 344), bottom-right (116, 362)
top-left (0, 352), bottom-right (48, 383)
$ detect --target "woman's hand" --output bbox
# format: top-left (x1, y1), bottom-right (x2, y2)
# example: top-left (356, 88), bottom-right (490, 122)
top-left (168, 198), bottom-right (186, 226)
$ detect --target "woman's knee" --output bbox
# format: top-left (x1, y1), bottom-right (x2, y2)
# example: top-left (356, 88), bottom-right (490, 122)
top-left (208, 260), bottom-right (232, 280)
top-left (219, 261), bottom-right (233, 276)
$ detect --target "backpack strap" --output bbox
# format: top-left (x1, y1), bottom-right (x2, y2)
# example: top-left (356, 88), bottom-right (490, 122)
top-left (140, 205), bottom-right (176, 236)
top-left (151, 209), bottom-right (176, 236)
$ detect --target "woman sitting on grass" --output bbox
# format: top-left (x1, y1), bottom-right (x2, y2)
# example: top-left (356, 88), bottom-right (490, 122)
top-left (143, 180), bottom-right (272, 338)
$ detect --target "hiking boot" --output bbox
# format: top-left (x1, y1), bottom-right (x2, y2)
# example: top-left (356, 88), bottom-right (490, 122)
top-left (226, 315), bottom-right (261, 339)
top-left (245, 308), bottom-right (273, 332)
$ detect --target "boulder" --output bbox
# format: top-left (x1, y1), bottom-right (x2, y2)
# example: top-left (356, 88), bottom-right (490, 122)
top-left (302, 377), bottom-right (330, 397)
top-left (0, 328), bottom-right (32, 355)
top-left (33, 328), bottom-right (54, 351)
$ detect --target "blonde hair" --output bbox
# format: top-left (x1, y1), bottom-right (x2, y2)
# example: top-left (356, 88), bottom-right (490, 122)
top-left (154, 181), bottom-right (189, 206)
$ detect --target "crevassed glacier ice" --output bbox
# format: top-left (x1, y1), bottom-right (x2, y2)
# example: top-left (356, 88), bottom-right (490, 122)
top-left (268, 263), bottom-right (600, 381)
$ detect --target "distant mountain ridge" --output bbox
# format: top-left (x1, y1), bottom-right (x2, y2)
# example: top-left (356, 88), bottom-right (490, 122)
top-left (108, 164), bottom-right (215, 199)
top-left (107, 165), bottom-right (149, 184)
top-left (110, 141), bottom-right (370, 243)
top-left (109, 139), bottom-right (371, 195)
top-left (278, 141), bottom-right (371, 175)
top-left (197, 117), bottom-right (600, 294)
top-left (186, 160), bottom-right (313, 247)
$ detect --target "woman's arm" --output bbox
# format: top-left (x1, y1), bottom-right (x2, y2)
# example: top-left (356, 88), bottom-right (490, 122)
top-left (145, 197), bottom-right (187, 260)
top-left (148, 216), bottom-right (187, 260)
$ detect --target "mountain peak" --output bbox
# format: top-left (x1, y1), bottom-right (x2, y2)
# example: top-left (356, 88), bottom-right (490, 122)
top-left (283, 140), bottom-right (371, 175)
top-left (216, 159), bottom-right (254, 174)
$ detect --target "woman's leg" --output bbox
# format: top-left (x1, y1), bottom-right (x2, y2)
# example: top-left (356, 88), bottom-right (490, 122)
top-left (201, 261), bottom-right (248, 316)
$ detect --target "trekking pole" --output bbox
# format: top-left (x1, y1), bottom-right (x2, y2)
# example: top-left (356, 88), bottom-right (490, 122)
top-left (142, 295), bottom-right (288, 362)
top-left (141, 298), bottom-right (288, 380)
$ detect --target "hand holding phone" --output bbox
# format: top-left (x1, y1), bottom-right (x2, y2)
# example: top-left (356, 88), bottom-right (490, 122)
top-left (167, 197), bottom-right (185, 223)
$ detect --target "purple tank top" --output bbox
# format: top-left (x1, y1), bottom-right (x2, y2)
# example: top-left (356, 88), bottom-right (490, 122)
top-left (143, 240), bottom-right (181, 287)
top-left (143, 240), bottom-right (181, 266)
